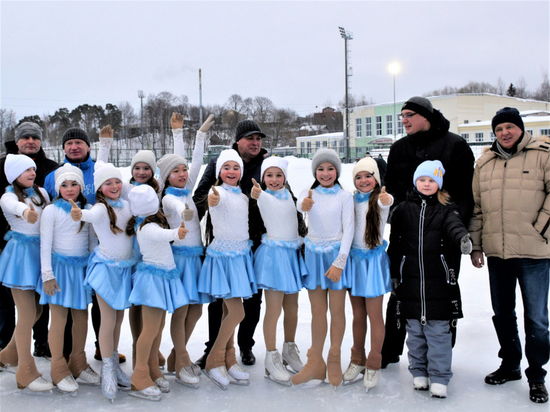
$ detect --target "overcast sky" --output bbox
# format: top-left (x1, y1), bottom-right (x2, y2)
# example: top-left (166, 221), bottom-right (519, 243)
top-left (1, 0), bottom-right (549, 121)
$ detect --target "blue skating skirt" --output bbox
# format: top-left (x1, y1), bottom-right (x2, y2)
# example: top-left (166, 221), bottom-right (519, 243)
top-left (198, 240), bottom-right (257, 300)
top-left (129, 262), bottom-right (190, 313)
top-left (253, 236), bottom-right (306, 293)
top-left (84, 249), bottom-right (134, 310)
top-left (172, 245), bottom-right (211, 304)
top-left (348, 241), bottom-right (392, 298)
top-left (0, 232), bottom-right (40, 290)
top-left (302, 238), bottom-right (351, 291)
top-left (38, 254), bottom-right (92, 309)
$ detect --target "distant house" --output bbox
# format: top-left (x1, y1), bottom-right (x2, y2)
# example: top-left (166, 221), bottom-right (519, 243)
top-left (295, 132), bottom-right (345, 159)
top-left (313, 107), bottom-right (343, 132)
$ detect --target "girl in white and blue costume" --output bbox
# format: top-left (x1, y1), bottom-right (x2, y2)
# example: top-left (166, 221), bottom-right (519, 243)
top-left (343, 156), bottom-right (393, 390)
top-left (38, 163), bottom-right (100, 394)
top-left (252, 156), bottom-right (307, 385)
top-left (0, 154), bottom-right (53, 393)
top-left (73, 160), bottom-right (133, 401)
top-left (292, 148), bottom-right (354, 388)
top-left (198, 148), bottom-right (256, 390)
top-left (126, 184), bottom-right (189, 401)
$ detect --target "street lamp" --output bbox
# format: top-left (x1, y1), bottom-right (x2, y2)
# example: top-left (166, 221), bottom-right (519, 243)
top-left (339, 26), bottom-right (353, 162)
top-left (388, 62), bottom-right (400, 140)
top-left (138, 90), bottom-right (145, 144)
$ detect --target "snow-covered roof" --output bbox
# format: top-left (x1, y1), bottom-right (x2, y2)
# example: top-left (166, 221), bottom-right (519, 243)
top-left (296, 132), bottom-right (344, 141)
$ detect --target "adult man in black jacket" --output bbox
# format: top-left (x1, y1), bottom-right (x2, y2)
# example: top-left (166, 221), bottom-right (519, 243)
top-left (0, 122), bottom-right (58, 356)
top-left (381, 96), bottom-right (474, 367)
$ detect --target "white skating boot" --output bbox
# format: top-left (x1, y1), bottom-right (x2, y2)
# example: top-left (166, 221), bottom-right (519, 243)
top-left (0, 361), bottom-right (17, 374)
top-left (343, 362), bottom-right (365, 386)
top-left (129, 384), bottom-right (162, 401)
top-left (154, 376), bottom-right (170, 393)
top-left (55, 375), bottom-right (78, 396)
top-left (282, 342), bottom-right (303, 373)
top-left (191, 363), bottom-right (202, 376)
top-left (101, 357), bottom-right (118, 402)
top-left (264, 350), bottom-right (291, 386)
top-left (17, 376), bottom-right (54, 395)
top-left (176, 366), bottom-right (200, 389)
top-left (112, 351), bottom-right (131, 391)
top-left (76, 366), bottom-right (100, 386)
top-left (204, 366), bottom-right (230, 391)
top-left (413, 376), bottom-right (429, 391)
top-left (228, 363), bottom-right (250, 386)
top-left (430, 382), bottom-right (447, 398)
top-left (363, 369), bottom-right (380, 392)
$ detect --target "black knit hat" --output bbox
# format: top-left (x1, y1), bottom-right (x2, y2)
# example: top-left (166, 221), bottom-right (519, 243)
top-left (235, 120), bottom-right (266, 141)
top-left (491, 107), bottom-right (524, 133)
top-left (401, 96), bottom-right (437, 124)
top-left (63, 127), bottom-right (90, 147)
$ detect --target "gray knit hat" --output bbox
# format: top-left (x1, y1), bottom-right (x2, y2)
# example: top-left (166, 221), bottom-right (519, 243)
top-left (157, 153), bottom-right (187, 191)
top-left (235, 119), bottom-right (266, 141)
top-left (311, 148), bottom-right (341, 178)
top-left (15, 122), bottom-right (42, 142)
top-left (130, 150), bottom-right (157, 174)
top-left (63, 127), bottom-right (91, 147)
top-left (401, 96), bottom-right (436, 124)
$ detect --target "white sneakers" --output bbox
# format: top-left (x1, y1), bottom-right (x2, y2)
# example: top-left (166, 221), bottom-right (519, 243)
top-left (430, 382), bottom-right (447, 398)
top-left (282, 342), bottom-right (303, 373)
top-left (413, 376), bottom-right (429, 391)
top-left (265, 350), bottom-right (291, 385)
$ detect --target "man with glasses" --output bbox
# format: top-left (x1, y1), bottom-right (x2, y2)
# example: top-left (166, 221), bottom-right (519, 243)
top-left (381, 96), bottom-right (475, 367)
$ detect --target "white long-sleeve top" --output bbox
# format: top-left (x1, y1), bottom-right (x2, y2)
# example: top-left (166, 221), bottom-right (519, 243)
top-left (0, 187), bottom-right (49, 236)
top-left (80, 200), bottom-right (134, 261)
top-left (297, 185), bottom-right (354, 268)
top-left (352, 191), bottom-right (393, 250)
top-left (209, 183), bottom-right (249, 243)
top-left (135, 222), bottom-right (180, 269)
top-left (257, 188), bottom-right (299, 241)
top-left (40, 201), bottom-right (96, 281)
top-left (162, 129), bottom-right (205, 248)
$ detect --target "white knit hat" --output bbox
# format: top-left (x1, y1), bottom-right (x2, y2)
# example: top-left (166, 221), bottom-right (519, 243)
top-left (130, 150), bottom-right (157, 174)
top-left (311, 148), bottom-right (341, 178)
top-left (4, 154), bottom-right (36, 184)
top-left (54, 163), bottom-right (85, 194)
top-left (352, 157), bottom-right (381, 188)
top-left (261, 156), bottom-right (288, 183)
top-left (215, 149), bottom-right (243, 178)
top-left (128, 184), bottom-right (159, 218)
top-left (94, 161), bottom-right (122, 191)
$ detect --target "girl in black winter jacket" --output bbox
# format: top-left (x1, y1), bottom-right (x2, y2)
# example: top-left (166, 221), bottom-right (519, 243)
top-left (387, 160), bottom-right (471, 399)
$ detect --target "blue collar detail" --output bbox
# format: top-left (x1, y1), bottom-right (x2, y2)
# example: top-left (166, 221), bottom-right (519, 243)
top-left (166, 186), bottom-right (190, 197)
top-left (316, 184), bottom-right (340, 195)
top-left (354, 191), bottom-right (372, 203)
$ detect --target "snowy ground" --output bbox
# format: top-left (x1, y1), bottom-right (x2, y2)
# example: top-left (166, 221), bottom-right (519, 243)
top-left (0, 156), bottom-right (547, 411)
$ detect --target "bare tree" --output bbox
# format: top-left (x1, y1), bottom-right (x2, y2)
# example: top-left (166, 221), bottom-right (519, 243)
top-left (496, 77), bottom-right (507, 95)
top-left (0, 108), bottom-right (17, 152)
top-left (515, 76), bottom-right (529, 98)
top-left (533, 70), bottom-right (550, 102)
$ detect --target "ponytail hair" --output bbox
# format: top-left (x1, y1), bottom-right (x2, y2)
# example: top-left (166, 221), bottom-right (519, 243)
top-left (126, 210), bottom-right (169, 236)
top-left (364, 185), bottom-right (382, 249)
top-left (95, 191), bottom-right (123, 234)
top-left (437, 189), bottom-right (451, 206)
top-left (13, 181), bottom-right (47, 208)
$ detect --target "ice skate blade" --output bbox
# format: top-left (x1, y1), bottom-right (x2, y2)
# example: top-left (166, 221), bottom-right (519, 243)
top-left (282, 360), bottom-right (302, 374)
top-left (175, 378), bottom-right (199, 389)
top-left (118, 383), bottom-right (132, 392)
top-left (292, 379), bottom-right (325, 388)
top-left (54, 387), bottom-right (78, 396)
top-left (342, 376), bottom-right (364, 387)
top-left (164, 370), bottom-right (176, 376)
top-left (229, 377), bottom-right (250, 386)
top-left (76, 380), bottom-right (100, 387)
top-left (128, 390), bottom-right (161, 402)
top-left (16, 387), bottom-right (53, 396)
top-left (202, 369), bottom-right (228, 391)
top-left (264, 374), bottom-right (291, 387)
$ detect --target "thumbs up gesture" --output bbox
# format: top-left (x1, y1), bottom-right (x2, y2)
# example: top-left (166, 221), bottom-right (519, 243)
top-left (182, 203), bottom-right (194, 221)
top-left (379, 186), bottom-right (392, 206)
top-left (208, 186), bottom-right (220, 207)
top-left (99, 125), bottom-right (113, 138)
top-left (178, 221), bottom-right (189, 240)
top-left (69, 199), bottom-right (82, 221)
top-left (199, 114), bottom-right (215, 133)
top-left (251, 178), bottom-right (262, 200)
top-left (301, 189), bottom-right (315, 212)
top-left (23, 203), bottom-right (38, 224)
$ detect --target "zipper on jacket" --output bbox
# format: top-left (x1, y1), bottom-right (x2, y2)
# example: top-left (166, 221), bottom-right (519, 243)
top-left (441, 254), bottom-right (450, 283)
top-left (399, 255), bottom-right (406, 283)
top-left (419, 199), bottom-right (427, 325)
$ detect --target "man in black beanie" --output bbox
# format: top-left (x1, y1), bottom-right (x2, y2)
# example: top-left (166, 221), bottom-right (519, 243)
top-left (382, 96), bottom-right (475, 367)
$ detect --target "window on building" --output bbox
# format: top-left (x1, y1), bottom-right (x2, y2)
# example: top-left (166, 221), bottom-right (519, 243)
top-left (322, 141), bottom-right (327, 147)
top-left (464, 120), bottom-right (469, 124)
top-left (356, 147), bottom-right (363, 156)
top-left (540, 129), bottom-right (550, 137)
top-left (300, 142), bottom-right (305, 155)
top-left (332, 140), bottom-right (337, 149)
top-left (461, 133), bottom-right (470, 142)
top-left (527, 129), bottom-right (534, 136)
top-left (386, 114), bottom-right (393, 135)
top-left (375, 116), bottom-right (382, 136)
top-left (356, 118), bottom-right (362, 138)
top-left (489, 132), bottom-right (496, 141)
top-left (339, 140), bottom-right (345, 154)
top-left (397, 118), bottom-right (403, 135)
top-left (315, 141), bottom-right (320, 149)
top-left (475, 132), bottom-right (484, 142)
top-left (365, 117), bottom-right (372, 137)
top-left (306, 141), bottom-right (311, 154)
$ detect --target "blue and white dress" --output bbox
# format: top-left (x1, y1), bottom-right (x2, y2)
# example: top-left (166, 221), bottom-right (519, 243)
top-left (198, 184), bottom-right (257, 300)
top-left (82, 199), bottom-right (135, 310)
top-left (37, 199), bottom-right (96, 309)
top-left (297, 184), bottom-right (354, 291)
top-left (0, 186), bottom-right (49, 290)
top-left (253, 188), bottom-right (306, 293)
top-left (129, 219), bottom-right (189, 312)
top-left (348, 191), bottom-right (393, 298)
